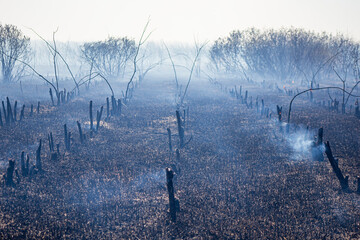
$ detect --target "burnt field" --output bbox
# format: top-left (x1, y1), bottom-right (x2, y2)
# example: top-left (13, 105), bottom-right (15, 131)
top-left (0, 78), bottom-right (359, 239)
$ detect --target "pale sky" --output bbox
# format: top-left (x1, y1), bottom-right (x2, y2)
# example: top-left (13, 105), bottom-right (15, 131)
top-left (0, 0), bottom-right (359, 43)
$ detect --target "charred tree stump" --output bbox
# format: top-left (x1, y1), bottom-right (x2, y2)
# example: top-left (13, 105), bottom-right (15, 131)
top-left (89, 101), bottom-right (93, 131)
top-left (166, 168), bottom-right (179, 222)
top-left (96, 106), bottom-right (103, 132)
top-left (176, 110), bottom-right (184, 148)
top-left (276, 105), bottom-right (282, 122)
top-left (106, 97), bottom-right (110, 119)
top-left (167, 128), bottom-right (172, 152)
top-left (77, 121), bottom-right (84, 143)
top-left (312, 128), bottom-right (324, 161)
top-left (6, 97), bottom-right (14, 123)
top-left (5, 160), bottom-right (15, 186)
top-left (19, 105), bottom-right (25, 121)
top-left (48, 132), bottom-right (54, 152)
top-left (21, 152), bottom-right (27, 176)
top-left (36, 139), bottom-right (42, 171)
top-left (324, 141), bottom-right (349, 190)
top-left (37, 102), bottom-right (40, 114)
top-left (49, 88), bottom-right (55, 106)
top-left (30, 104), bottom-right (33, 117)
top-left (357, 177), bottom-right (360, 194)
top-left (2, 101), bottom-right (8, 125)
top-left (13, 101), bottom-right (17, 122)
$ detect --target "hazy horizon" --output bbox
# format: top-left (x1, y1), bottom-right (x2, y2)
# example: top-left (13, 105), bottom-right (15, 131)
top-left (1, 0), bottom-right (359, 43)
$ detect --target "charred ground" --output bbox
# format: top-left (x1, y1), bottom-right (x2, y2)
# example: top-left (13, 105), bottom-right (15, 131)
top-left (0, 78), bottom-right (359, 239)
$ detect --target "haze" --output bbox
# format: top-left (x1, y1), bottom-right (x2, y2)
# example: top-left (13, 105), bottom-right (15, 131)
top-left (0, 0), bottom-right (359, 43)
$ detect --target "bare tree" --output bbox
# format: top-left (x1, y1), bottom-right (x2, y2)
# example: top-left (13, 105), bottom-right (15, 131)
top-left (0, 24), bottom-right (31, 83)
top-left (124, 18), bottom-right (153, 102)
top-left (331, 36), bottom-right (359, 113)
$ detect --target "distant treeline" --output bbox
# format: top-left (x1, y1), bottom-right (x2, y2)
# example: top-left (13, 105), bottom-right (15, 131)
top-left (210, 27), bottom-right (359, 84)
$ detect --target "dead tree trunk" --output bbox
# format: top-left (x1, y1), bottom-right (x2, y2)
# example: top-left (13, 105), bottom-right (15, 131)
top-left (324, 141), bottom-right (349, 190)
top-left (6, 97), bottom-right (14, 123)
top-left (2, 101), bottom-right (7, 125)
top-left (5, 160), bottom-right (15, 186)
top-left (36, 139), bottom-right (42, 171)
top-left (106, 97), bottom-right (110, 119)
top-left (166, 168), bottom-right (177, 222)
top-left (89, 101), bottom-right (93, 131)
top-left (13, 101), bottom-right (17, 122)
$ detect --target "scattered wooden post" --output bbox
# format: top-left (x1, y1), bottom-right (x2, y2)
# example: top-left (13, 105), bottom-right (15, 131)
top-left (89, 101), bottom-right (93, 131)
top-left (167, 128), bottom-right (172, 152)
top-left (36, 139), bottom-right (42, 171)
top-left (5, 160), bottom-right (15, 186)
top-left (176, 110), bottom-right (184, 148)
top-left (324, 141), bottom-right (349, 190)
top-left (30, 104), bottom-right (33, 117)
top-left (357, 177), bottom-right (360, 194)
top-left (37, 101), bottom-right (40, 114)
top-left (166, 168), bottom-right (177, 222)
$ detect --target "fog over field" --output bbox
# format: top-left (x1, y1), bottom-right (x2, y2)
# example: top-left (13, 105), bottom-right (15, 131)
top-left (0, 0), bottom-right (360, 239)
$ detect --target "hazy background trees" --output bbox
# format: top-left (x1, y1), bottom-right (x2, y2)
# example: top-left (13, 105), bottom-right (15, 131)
top-left (0, 23), bottom-right (31, 83)
top-left (80, 37), bottom-right (136, 80)
top-left (209, 27), bottom-right (360, 86)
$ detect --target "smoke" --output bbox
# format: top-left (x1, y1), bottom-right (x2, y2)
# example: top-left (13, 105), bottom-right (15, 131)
top-left (285, 127), bottom-right (315, 161)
